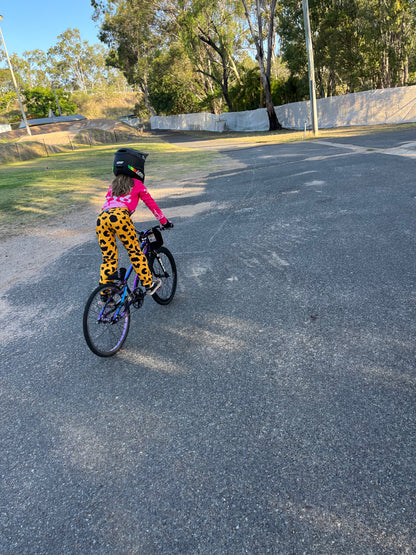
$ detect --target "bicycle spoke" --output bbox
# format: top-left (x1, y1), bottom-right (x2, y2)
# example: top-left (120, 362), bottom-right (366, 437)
top-left (83, 285), bottom-right (130, 357)
top-left (149, 247), bottom-right (177, 305)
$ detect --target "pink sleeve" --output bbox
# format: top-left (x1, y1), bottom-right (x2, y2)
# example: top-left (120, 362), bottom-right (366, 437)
top-left (134, 179), bottom-right (168, 224)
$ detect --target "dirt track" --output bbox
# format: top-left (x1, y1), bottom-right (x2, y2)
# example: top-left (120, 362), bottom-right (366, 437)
top-left (2, 118), bottom-right (137, 144)
top-left (0, 118), bottom-right (143, 162)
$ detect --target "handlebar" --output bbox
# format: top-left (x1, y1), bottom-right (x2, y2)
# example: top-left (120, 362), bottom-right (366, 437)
top-left (136, 223), bottom-right (174, 241)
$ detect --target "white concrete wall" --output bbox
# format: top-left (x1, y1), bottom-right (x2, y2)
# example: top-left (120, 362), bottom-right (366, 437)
top-left (151, 85), bottom-right (416, 132)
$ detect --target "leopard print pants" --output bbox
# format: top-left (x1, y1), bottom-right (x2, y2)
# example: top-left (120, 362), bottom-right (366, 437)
top-left (96, 207), bottom-right (153, 287)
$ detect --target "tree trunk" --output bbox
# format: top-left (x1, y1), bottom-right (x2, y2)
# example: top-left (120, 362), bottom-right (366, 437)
top-left (198, 30), bottom-right (234, 112)
top-left (261, 70), bottom-right (281, 130)
top-left (265, 95), bottom-right (281, 130)
top-left (140, 75), bottom-right (156, 117)
top-left (241, 0), bottom-right (282, 131)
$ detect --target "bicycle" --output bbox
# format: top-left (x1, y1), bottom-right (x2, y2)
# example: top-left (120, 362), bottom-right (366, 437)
top-left (83, 226), bottom-right (177, 357)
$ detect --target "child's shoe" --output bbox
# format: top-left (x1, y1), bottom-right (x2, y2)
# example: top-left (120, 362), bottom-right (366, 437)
top-left (146, 278), bottom-right (162, 296)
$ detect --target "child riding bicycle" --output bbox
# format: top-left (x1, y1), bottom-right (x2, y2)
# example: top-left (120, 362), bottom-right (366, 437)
top-left (96, 148), bottom-right (173, 296)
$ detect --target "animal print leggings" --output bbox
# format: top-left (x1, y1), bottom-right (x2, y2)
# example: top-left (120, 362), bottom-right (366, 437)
top-left (96, 207), bottom-right (153, 287)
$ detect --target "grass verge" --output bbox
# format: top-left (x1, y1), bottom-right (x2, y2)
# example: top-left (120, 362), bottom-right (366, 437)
top-left (0, 139), bottom-right (224, 231)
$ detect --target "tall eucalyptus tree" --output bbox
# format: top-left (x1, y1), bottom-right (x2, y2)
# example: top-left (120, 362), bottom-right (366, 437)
top-left (178, 0), bottom-right (246, 112)
top-left (240, 0), bottom-right (282, 129)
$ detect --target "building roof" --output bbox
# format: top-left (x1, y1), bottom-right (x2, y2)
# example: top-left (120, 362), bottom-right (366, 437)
top-left (19, 114), bottom-right (86, 128)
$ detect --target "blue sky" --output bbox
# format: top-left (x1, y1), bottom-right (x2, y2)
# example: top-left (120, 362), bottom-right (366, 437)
top-left (0, 1), bottom-right (101, 57)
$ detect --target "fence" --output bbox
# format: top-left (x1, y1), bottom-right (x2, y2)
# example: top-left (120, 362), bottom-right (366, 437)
top-left (150, 85), bottom-right (416, 133)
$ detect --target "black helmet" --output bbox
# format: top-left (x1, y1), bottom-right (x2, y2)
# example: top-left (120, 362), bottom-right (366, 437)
top-left (113, 148), bottom-right (148, 181)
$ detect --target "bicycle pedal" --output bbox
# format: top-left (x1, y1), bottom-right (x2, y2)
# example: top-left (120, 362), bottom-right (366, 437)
top-left (132, 288), bottom-right (145, 308)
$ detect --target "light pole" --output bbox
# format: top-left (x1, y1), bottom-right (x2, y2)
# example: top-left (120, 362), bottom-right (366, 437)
top-left (0, 15), bottom-right (31, 135)
top-left (302, 0), bottom-right (318, 136)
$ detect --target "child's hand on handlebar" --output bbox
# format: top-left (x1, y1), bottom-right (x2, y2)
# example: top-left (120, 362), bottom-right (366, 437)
top-left (161, 220), bottom-right (174, 230)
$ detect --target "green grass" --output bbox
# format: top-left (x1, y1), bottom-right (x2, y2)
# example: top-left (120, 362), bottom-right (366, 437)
top-left (0, 140), bottom-right (224, 231)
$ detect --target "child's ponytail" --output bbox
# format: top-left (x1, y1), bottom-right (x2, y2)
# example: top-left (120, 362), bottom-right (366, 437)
top-left (111, 174), bottom-right (134, 197)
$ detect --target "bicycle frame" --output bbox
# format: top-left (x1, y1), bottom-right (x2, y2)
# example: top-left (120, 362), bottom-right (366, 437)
top-left (101, 231), bottom-right (154, 322)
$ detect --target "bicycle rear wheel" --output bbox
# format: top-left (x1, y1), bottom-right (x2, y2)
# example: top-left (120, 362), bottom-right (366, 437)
top-left (148, 246), bottom-right (177, 305)
top-left (83, 284), bottom-right (130, 357)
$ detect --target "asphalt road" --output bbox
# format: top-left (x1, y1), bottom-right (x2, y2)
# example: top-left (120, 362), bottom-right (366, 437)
top-left (1, 127), bottom-right (415, 553)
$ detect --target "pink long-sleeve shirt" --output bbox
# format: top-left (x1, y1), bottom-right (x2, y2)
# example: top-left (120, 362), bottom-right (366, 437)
top-left (101, 178), bottom-right (167, 224)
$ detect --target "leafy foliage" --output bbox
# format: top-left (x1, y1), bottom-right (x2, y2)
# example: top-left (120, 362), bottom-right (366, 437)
top-left (147, 48), bottom-right (203, 115)
top-left (22, 87), bottom-right (77, 118)
top-left (177, 0), bottom-right (247, 113)
top-left (278, 0), bottom-right (416, 98)
top-left (1, 0), bottom-right (416, 126)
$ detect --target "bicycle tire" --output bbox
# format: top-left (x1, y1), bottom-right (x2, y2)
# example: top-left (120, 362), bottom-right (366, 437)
top-left (148, 246), bottom-right (177, 305)
top-left (83, 283), bottom-right (130, 357)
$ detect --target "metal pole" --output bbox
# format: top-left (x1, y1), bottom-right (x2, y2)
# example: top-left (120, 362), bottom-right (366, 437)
top-left (302, 0), bottom-right (318, 137)
top-left (0, 16), bottom-right (32, 135)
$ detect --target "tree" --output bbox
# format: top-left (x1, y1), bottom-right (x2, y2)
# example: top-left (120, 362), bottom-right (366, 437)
top-left (240, 0), bottom-right (282, 129)
top-left (0, 30), bottom-right (130, 93)
top-left (92, 0), bottom-right (163, 115)
top-left (47, 28), bottom-right (106, 92)
top-left (278, 0), bottom-right (348, 97)
top-left (229, 63), bottom-right (261, 111)
top-left (147, 46), bottom-right (203, 115)
top-left (178, 0), bottom-right (247, 112)
top-left (0, 90), bottom-right (16, 114)
top-left (0, 50), bottom-right (28, 91)
top-left (278, 0), bottom-right (416, 97)
top-left (23, 87), bottom-right (77, 118)
top-left (20, 49), bottom-right (50, 88)
top-left (92, 0), bottom-right (260, 116)
top-left (357, 0), bottom-right (416, 88)
top-left (0, 67), bottom-right (16, 94)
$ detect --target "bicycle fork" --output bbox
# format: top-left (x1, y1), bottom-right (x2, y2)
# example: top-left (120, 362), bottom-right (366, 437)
top-left (153, 252), bottom-right (170, 278)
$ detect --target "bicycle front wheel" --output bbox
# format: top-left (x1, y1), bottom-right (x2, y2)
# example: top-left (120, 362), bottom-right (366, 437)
top-left (83, 284), bottom-right (130, 357)
top-left (149, 246), bottom-right (177, 305)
